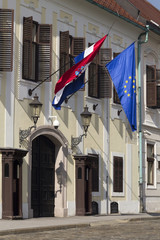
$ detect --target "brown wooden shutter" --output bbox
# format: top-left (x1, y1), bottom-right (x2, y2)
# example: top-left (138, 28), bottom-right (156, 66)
top-left (0, 9), bottom-right (14, 71)
top-left (37, 24), bottom-right (52, 81)
top-left (60, 31), bottom-right (69, 77)
top-left (72, 37), bottom-right (85, 57)
top-left (88, 62), bottom-right (98, 98)
top-left (23, 16), bottom-right (33, 79)
top-left (113, 156), bottom-right (123, 192)
top-left (72, 37), bottom-right (85, 90)
top-left (99, 48), bottom-right (112, 98)
top-left (146, 65), bottom-right (157, 107)
top-left (88, 43), bottom-right (99, 98)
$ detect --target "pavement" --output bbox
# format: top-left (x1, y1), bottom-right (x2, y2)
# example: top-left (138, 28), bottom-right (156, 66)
top-left (0, 213), bottom-right (160, 236)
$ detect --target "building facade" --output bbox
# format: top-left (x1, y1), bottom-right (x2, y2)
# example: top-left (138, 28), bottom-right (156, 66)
top-left (0, 0), bottom-right (159, 219)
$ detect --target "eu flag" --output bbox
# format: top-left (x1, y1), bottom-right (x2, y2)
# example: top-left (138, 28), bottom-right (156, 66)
top-left (106, 43), bottom-right (137, 131)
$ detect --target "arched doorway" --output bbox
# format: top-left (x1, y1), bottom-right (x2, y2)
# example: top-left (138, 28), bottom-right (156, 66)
top-left (31, 135), bottom-right (55, 217)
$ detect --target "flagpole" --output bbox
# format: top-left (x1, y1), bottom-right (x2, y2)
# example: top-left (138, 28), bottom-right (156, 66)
top-left (64, 79), bottom-right (89, 103)
top-left (138, 25), bottom-right (149, 213)
top-left (28, 60), bottom-right (72, 96)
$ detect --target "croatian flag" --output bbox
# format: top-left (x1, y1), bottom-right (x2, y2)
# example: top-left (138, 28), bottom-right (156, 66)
top-left (52, 35), bottom-right (107, 110)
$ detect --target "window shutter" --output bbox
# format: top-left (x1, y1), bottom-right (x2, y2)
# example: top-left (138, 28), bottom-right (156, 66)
top-left (88, 43), bottom-right (99, 98)
top-left (38, 24), bottom-right (52, 81)
top-left (146, 65), bottom-right (157, 107)
top-left (99, 48), bottom-right (112, 98)
top-left (113, 156), bottom-right (123, 192)
top-left (88, 62), bottom-right (98, 98)
top-left (72, 37), bottom-right (85, 90)
top-left (72, 37), bottom-right (85, 57)
top-left (60, 31), bottom-right (69, 77)
top-left (147, 82), bottom-right (157, 107)
top-left (23, 16), bottom-right (33, 79)
top-left (0, 9), bottom-right (14, 71)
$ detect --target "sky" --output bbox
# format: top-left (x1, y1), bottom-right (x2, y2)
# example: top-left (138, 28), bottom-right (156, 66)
top-left (147, 0), bottom-right (160, 10)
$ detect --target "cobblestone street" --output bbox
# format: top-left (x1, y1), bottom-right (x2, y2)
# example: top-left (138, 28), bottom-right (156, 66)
top-left (0, 219), bottom-right (160, 240)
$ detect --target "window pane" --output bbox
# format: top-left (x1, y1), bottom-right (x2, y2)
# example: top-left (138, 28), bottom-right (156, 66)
top-left (148, 161), bottom-right (154, 185)
top-left (147, 144), bottom-right (154, 158)
top-left (147, 144), bottom-right (154, 185)
top-left (91, 155), bottom-right (99, 192)
top-left (113, 156), bottom-right (123, 192)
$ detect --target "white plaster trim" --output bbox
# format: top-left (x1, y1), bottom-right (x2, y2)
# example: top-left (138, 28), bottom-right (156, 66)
top-left (67, 201), bottom-right (76, 216)
top-left (22, 203), bottom-right (29, 219)
top-left (119, 200), bottom-right (139, 214)
top-left (126, 144), bottom-right (132, 201)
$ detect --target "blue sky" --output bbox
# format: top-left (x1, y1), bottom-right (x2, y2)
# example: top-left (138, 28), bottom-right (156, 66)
top-left (147, 0), bottom-right (160, 10)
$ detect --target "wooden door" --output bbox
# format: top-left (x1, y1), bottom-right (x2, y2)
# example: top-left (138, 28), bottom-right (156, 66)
top-left (31, 135), bottom-right (55, 217)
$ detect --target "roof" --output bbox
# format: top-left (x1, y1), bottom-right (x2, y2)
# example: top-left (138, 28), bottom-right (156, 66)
top-left (86, 0), bottom-right (146, 28)
top-left (129, 0), bottom-right (160, 26)
top-left (86, 0), bottom-right (160, 33)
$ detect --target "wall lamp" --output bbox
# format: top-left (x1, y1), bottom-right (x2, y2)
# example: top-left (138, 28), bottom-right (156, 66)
top-left (19, 94), bottom-right (43, 146)
top-left (71, 105), bottom-right (92, 149)
top-left (48, 116), bottom-right (60, 129)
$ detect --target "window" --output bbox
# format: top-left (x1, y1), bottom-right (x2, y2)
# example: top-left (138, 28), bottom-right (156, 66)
top-left (0, 9), bottom-right (14, 71)
top-left (92, 154), bottom-right (99, 192)
top-left (113, 156), bottom-right (123, 192)
top-left (59, 31), bottom-right (85, 78)
top-left (147, 144), bottom-right (154, 185)
top-left (88, 46), bottom-right (112, 98)
top-left (23, 16), bottom-right (52, 82)
top-left (113, 52), bottom-right (121, 104)
top-left (146, 65), bottom-right (160, 108)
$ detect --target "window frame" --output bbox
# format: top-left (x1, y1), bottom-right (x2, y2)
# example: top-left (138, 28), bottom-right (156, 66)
top-left (88, 45), bottom-right (112, 99)
top-left (22, 16), bottom-right (52, 82)
top-left (91, 154), bottom-right (99, 192)
top-left (87, 151), bottom-right (101, 197)
top-left (146, 65), bottom-right (160, 108)
top-left (111, 153), bottom-right (125, 197)
top-left (59, 31), bottom-right (85, 79)
top-left (147, 143), bottom-right (155, 186)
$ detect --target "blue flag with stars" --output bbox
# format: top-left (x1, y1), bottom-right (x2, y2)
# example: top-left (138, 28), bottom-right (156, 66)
top-left (106, 42), bottom-right (137, 131)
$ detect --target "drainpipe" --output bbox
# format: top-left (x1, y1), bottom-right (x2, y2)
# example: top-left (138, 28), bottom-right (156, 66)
top-left (138, 25), bottom-right (149, 213)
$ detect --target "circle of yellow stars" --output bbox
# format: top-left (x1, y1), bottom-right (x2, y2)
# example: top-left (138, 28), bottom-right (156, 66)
top-left (124, 76), bottom-right (136, 97)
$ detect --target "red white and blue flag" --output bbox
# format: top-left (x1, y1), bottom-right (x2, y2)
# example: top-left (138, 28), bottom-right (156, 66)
top-left (52, 35), bottom-right (107, 110)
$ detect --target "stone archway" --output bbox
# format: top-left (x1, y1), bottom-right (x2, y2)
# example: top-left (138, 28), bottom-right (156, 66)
top-left (28, 126), bottom-right (68, 218)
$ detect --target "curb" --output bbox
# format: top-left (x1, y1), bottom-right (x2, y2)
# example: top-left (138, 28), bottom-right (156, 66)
top-left (0, 223), bottom-right (90, 236)
top-left (0, 216), bottom-right (160, 236)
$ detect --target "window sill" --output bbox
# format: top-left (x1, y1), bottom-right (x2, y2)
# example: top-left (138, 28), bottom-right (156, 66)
top-left (146, 185), bottom-right (156, 189)
top-left (92, 191), bottom-right (100, 197)
top-left (112, 192), bottom-right (124, 197)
